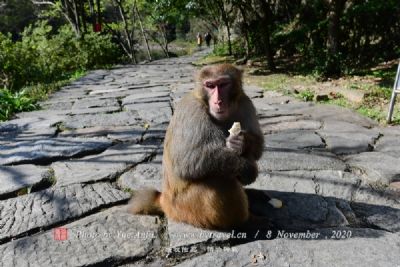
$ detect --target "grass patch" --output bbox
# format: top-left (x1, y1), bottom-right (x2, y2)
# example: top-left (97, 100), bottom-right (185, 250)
top-left (296, 89), bottom-right (315, 102)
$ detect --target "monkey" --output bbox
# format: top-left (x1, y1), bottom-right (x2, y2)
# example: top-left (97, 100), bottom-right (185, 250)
top-left (129, 64), bottom-right (268, 230)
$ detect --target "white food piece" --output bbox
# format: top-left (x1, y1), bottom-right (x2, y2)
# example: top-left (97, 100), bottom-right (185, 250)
top-left (228, 122), bottom-right (242, 136)
top-left (268, 198), bottom-right (283, 208)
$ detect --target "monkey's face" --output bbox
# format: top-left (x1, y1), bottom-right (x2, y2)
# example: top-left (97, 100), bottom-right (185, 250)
top-left (203, 75), bottom-right (232, 121)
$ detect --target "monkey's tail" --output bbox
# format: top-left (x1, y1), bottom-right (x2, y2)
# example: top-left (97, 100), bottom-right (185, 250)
top-left (128, 189), bottom-right (164, 216)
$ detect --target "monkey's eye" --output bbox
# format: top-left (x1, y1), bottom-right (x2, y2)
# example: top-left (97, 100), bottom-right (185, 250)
top-left (204, 81), bottom-right (216, 89)
top-left (204, 81), bottom-right (230, 90)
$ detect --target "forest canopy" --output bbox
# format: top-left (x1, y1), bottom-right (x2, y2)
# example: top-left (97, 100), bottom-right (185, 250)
top-left (0, 0), bottom-right (399, 111)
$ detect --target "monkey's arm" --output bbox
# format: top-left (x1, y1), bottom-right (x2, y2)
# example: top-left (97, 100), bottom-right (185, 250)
top-left (237, 97), bottom-right (264, 160)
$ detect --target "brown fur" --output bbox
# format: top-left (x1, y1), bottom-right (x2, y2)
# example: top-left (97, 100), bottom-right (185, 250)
top-left (129, 64), bottom-right (264, 230)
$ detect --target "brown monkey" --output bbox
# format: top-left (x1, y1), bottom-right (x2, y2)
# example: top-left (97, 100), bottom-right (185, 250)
top-left (129, 64), bottom-right (265, 229)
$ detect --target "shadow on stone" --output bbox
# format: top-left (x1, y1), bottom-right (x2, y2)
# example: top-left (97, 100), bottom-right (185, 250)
top-left (226, 189), bottom-right (399, 246)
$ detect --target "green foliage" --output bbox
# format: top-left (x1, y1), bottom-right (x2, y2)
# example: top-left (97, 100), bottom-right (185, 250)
top-left (0, 21), bottom-right (120, 92)
top-left (357, 106), bottom-right (386, 122)
top-left (212, 43), bottom-right (230, 56)
top-left (0, 89), bottom-right (38, 121)
top-left (297, 89), bottom-right (315, 102)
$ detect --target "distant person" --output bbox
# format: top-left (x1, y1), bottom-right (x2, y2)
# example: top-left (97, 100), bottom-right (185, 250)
top-left (196, 32), bottom-right (203, 48)
top-left (204, 32), bottom-right (212, 47)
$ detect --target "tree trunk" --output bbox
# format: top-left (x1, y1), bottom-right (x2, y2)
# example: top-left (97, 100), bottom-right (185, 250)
top-left (238, 6), bottom-right (250, 58)
top-left (134, 2), bottom-right (152, 61)
top-left (258, 0), bottom-right (276, 71)
top-left (326, 0), bottom-right (346, 76)
top-left (115, 0), bottom-right (136, 63)
top-left (160, 24), bottom-right (169, 57)
top-left (225, 21), bottom-right (232, 56)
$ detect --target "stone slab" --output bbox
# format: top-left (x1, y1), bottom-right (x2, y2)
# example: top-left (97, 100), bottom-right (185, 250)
top-left (252, 170), bottom-right (361, 201)
top-left (318, 120), bottom-right (380, 154)
top-left (118, 151), bottom-right (163, 191)
top-left (351, 202), bottom-right (400, 232)
top-left (0, 207), bottom-right (161, 266)
top-left (261, 119), bottom-right (322, 133)
top-left (374, 135), bottom-right (400, 157)
top-left (0, 138), bottom-right (112, 165)
top-left (303, 104), bottom-right (378, 128)
top-left (122, 92), bottom-right (170, 105)
top-left (176, 229), bottom-right (400, 267)
top-left (265, 130), bottom-right (325, 150)
top-left (258, 150), bottom-right (346, 172)
top-left (52, 143), bottom-right (157, 186)
top-left (346, 152), bottom-right (400, 184)
top-left (67, 106), bottom-right (121, 115)
top-left (62, 111), bottom-right (141, 129)
top-left (59, 126), bottom-right (145, 142)
top-left (248, 190), bottom-right (348, 230)
top-left (168, 221), bottom-right (232, 249)
top-left (0, 165), bottom-right (52, 197)
top-left (71, 98), bottom-right (119, 109)
top-left (0, 183), bottom-right (130, 242)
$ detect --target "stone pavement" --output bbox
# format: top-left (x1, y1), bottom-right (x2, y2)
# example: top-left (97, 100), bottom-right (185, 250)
top-left (0, 50), bottom-right (399, 266)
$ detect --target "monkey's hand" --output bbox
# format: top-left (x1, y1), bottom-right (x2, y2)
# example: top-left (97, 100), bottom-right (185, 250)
top-left (226, 133), bottom-right (244, 155)
top-left (238, 160), bottom-right (258, 185)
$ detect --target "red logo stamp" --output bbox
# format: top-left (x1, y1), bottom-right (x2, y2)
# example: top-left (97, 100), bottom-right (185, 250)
top-left (53, 227), bottom-right (68, 241)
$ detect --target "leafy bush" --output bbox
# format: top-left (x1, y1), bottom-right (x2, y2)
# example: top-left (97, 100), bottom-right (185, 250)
top-left (0, 89), bottom-right (38, 121)
top-left (298, 89), bottom-right (315, 101)
top-left (0, 21), bottom-right (121, 92)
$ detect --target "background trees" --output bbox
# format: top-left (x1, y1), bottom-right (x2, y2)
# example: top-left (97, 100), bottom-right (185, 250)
top-left (0, 0), bottom-right (399, 92)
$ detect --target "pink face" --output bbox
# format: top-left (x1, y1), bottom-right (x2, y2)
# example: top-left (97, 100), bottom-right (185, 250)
top-left (203, 76), bottom-right (232, 121)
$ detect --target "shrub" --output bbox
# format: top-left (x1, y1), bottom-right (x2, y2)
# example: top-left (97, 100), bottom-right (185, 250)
top-left (0, 89), bottom-right (38, 121)
top-left (0, 21), bottom-right (121, 92)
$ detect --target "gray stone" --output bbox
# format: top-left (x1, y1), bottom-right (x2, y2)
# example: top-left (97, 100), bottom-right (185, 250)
top-left (122, 91), bottom-right (170, 105)
top-left (351, 202), bottom-right (400, 232)
top-left (168, 221), bottom-right (231, 249)
top-left (59, 125), bottom-right (145, 142)
top-left (243, 87), bottom-right (263, 99)
top-left (0, 165), bottom-right (52, 197)
top-left (0, 137), bottom-right (112, 165)
top-left (0, 115), bottom-right (64, 131)
top-left (71, 98), bottom-right (119, 109)
top-left (62, 111), bottom-right (141, 129)
top-left (261, 119), bottom-right (322, 133)
top-left (0, 207), bottom-right (161, 266)
top-left (374, 135), bottom-right (400, 157)
top-left (124, 101), bottom-right (170, 111)
top-left (252, 170), bottom-right (360, 201)
top-left (176, 229), bottom-right (400, 267)
top-left (67, 106), bottom-right (121, 115)
top-left (41, 100), bottom-right (74, 110)
top-left (352, 181), bottom-right (400, 207)
top-left (265, 130), bottom-right (325, 150)
top-left (259, 150), bottom-right (346, 172)
top-left (118, 151), bottom-right (163, 191)
top-left (143, 124), bottom-right (168, 141)
top-left (0, 183), bottom-right (130, 242)
top-left (318, 120), bottom-right (380, 154)
top-left (137, 107), bottom-right (172, 125)
top-left (248, 190), bottom-right (348, 229)
top-left (0, 128), bottom-right (57, 145)
top-left (346, 152), bottom-right (400, 184)
top-left (303, 104), bottom-right (377, 128)
top-left (52, 143), bottom-right (157, 186)
top-left (259, 114), bottom-right (304, 124)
